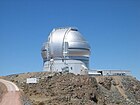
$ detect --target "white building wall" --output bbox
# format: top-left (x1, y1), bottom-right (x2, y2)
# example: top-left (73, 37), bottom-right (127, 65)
top-left (89, 70), bottom-right (131, 76)
top-left (43, 59), bottom-right (88, 75)
top-left (26, 78), bottom-right (38, 84)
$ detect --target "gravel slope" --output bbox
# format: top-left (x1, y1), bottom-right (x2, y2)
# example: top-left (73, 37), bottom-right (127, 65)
top-left (3, 72), bottom-right (140, 105)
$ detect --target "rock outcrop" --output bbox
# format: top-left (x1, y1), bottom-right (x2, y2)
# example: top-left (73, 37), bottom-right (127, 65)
top-left (2, 72), bottom-right (140, 105)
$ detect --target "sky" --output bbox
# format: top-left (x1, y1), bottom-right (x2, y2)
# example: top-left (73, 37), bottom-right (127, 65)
top-left (0, 0), bottom-right (140, 80)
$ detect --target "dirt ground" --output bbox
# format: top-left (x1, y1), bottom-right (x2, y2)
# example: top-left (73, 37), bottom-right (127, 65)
top-left (2, 72), bottom-right (140, 105)
top-left (0, 82), bottom-right (7, 102)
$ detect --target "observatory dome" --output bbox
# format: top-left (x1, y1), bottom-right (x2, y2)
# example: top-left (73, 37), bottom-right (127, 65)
top-left (41, 27), bottom-right (90, 75)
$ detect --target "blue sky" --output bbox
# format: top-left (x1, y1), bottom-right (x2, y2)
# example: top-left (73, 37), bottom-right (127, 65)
top-left (0, 0), bottom-right (140, 80)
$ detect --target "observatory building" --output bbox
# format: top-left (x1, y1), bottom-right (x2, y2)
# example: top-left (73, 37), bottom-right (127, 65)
top-left (41, 27), bottom-right (90, 75)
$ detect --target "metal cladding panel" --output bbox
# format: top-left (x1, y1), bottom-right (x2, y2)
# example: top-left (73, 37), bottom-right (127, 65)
top-left (49, 29), bottom-right (67, 58)
top-left (41, 42), bottom-right (50, 61)
top-left (47, 27), bottom-right (90, 59)
top-left (41, 27), bottom-right (91, 74)
top-left (66, 30), bottom-right (90, 57)
top-left (41, 46), bottom-right (47, 59)
top-left (41, 50), bottom-right (47, 61)
top-left (65, 30), bottom-right (86, 42)
top-left (65, 31), bottom-right (90, 49)
top-left (68, 49), bottom-right (90, 56)
top-left (68, 42), bottom-right (90, 50)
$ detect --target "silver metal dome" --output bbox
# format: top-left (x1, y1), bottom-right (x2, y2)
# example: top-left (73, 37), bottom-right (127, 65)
top-left (41, 27), bottom-right (90, 74)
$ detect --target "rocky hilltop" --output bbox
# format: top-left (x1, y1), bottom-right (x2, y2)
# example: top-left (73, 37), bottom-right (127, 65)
top-left (1, 72), bottom-right (140, 105)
